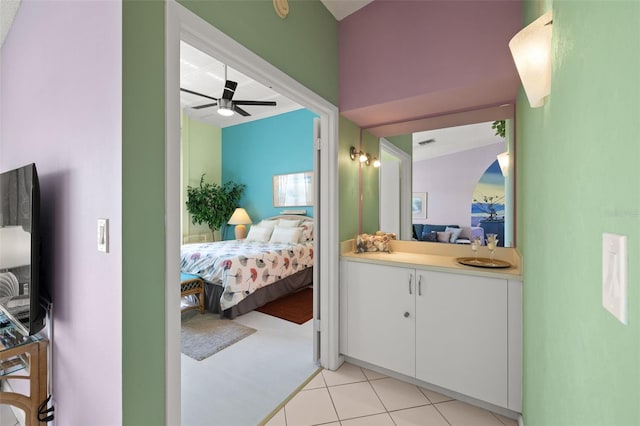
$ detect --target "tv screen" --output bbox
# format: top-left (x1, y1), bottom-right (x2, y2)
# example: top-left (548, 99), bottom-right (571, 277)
top-left (0, 163), bottom-right (46, 335)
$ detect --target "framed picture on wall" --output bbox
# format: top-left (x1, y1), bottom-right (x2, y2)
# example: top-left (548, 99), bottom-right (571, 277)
top-left (412, 192), bottom-right (427, 219)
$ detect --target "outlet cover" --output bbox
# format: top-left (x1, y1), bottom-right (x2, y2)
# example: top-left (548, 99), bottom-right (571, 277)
top-left (602, 233), bottom-right (627, 324)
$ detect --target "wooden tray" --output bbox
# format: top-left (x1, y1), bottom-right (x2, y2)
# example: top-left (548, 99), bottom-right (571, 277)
top-left (456, 257), bottom-right (511, 269)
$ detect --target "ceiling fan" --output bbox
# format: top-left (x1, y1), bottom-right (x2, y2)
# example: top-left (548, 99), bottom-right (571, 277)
top-left (181, 65), bottom-right (277, 117)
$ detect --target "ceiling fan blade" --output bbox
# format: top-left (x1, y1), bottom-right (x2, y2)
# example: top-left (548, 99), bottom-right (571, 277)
top-left (180, 88), bottom-right (218, 102)
top-left (222, 80), bottom-right (238, 100)
top-left (192, 102), bottom-right (218, 110)
top-left (232, 100), bottom-right (277, 106)
top-left (233, 105), bottom-right (251, 116)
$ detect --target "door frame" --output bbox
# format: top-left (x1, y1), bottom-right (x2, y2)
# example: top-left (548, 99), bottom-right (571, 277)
top-left (380, 138), bottom-right (412, 240)
top-left (165, 2), bottom-right (341, 424)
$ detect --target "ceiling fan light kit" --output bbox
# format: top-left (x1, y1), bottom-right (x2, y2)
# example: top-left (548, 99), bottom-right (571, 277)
top-left (181, 64), bottom-right (277, 118)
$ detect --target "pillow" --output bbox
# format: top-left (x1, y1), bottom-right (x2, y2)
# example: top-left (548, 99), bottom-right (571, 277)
top-left (245, 225), bottom-right (273, 242)
top-left (436, 231), bottom-right (452, 243)
top-left (257, 220), bottom-right (278, 232)
top-left (421, 231), bottom-right (438, 242)
top-left (269, 226), bottom-right (302, 244)
top-left (445, 226), bottom-right (463, 243)
top-left (278, 218), bottom-right (300, 228)
top-left (299, 221), bottom-right (314, 242)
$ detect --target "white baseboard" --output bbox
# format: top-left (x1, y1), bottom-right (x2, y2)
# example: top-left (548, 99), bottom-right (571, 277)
top-left (519, 414), bottom-right (524, 426)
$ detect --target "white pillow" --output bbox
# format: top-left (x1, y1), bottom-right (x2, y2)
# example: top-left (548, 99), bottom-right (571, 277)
top-left (269, 226), bottom-right (302, 244)
top-left (298, 222), bottom-right (314, 242)
top-left (245, 225), bottom-right (273, 242)
top-left (445, 226), bottom-right (463, 243)
top-left (278, 218), bottom-right (300, 228)
top-left (258, 219), bottom-right (279, 231)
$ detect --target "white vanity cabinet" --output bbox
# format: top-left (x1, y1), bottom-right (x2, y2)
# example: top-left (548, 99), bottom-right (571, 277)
top-left (414, 269), bottom-right (507, 408)
top-left (340, 259), bottom-right (522, 412)
top-left (340, 261), bottom-right (416, 377)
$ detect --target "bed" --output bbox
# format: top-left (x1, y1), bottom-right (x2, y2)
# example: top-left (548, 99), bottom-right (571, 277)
top-left (180, 215), bottom-right (314, 319)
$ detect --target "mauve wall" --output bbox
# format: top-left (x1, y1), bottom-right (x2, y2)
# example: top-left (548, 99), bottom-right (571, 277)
top-left (413, 143), bottom-right (503, 228)
top-left (0, 1), bottom-right (122, 424)
top-left (339, 0), bottom-right (522, 128)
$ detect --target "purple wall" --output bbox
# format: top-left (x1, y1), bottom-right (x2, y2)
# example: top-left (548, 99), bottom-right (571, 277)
top-left (413, 143), bottom-right (503, 227)
top-left (339, 0), bottom-right (522, 129)
top-left (0, 1), bottom-right (122, 424)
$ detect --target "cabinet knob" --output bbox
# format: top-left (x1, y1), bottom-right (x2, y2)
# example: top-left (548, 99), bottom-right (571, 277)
top-left (404, 311), bottom-right (410, 318)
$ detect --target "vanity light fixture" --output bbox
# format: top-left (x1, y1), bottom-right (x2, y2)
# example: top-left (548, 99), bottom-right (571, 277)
top-left (497, 151), bottom-right (510, 177)
top-left (359, 151), bottom-right (368, 163)
top-left (509, 11), bottom-right (553, 108)
top-left (373, 157), bottom-right (381, 168)
top-left (349, 146), bottom-right (359, 161)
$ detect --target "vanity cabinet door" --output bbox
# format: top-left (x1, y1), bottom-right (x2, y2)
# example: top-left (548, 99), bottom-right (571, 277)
top-left (341, 261), bottom-right (415, 377)
top-left (415, 269), bottom-right (508, 408)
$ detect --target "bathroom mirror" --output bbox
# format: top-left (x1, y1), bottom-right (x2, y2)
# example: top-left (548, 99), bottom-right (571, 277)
top-left (371, 106), bottom-right (516, 247)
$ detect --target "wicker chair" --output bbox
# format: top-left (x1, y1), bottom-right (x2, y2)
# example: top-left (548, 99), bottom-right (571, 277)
top-left (180, 273), bottom-right (205, 314)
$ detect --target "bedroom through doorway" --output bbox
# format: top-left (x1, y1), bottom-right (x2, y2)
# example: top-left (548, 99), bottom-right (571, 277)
top-left (177, 39), bottom-right (320, 425)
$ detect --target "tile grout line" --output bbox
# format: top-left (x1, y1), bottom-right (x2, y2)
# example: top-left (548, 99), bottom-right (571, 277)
top-left (360, 368), bottom-right (398, 425)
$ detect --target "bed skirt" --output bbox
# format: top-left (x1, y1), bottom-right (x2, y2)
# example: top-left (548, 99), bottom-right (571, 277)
top-left (203, 267), bottom-right (313, 319)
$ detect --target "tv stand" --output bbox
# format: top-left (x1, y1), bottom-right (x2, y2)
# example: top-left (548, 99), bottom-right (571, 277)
top-left (0, 322), bottom-right (49, 426)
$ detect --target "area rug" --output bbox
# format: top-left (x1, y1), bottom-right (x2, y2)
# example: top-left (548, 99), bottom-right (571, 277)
top-left (255, 287), bottom-right (313, 324)
top-left (181, 312), bottom-right (256, 361)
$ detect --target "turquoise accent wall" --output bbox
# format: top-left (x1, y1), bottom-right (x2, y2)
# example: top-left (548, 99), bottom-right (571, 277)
top-left (518, 2), bottom-right (640, 425)
top-left (222, 109), bottom-right (316, 237)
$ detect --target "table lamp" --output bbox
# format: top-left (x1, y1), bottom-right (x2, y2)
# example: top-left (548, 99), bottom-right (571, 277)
top-left (228, 208), bottom-right (252, 240)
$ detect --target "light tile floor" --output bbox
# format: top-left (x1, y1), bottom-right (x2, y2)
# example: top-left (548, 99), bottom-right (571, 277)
top-left (265, 363), bottom-right (518, 426)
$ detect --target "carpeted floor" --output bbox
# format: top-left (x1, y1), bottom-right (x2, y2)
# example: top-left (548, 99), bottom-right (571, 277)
top-left (255, 287), bottom-right (313, 324)
top-left (181, 311), bottom-right (256, 361)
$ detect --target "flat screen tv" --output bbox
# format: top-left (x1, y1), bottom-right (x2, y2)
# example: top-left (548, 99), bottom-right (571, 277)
top-left (0, 163), bottom-right (46, 336)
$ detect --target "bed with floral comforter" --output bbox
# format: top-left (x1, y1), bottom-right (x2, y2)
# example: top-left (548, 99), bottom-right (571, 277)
top-left (180, 239), bottom-right (314, 315)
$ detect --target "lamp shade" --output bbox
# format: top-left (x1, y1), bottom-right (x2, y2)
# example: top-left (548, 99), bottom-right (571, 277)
top-left (509, 11), bottom-right (553, 108)
top-left (0, 226), bottom-right (31, 269)
top-left (228, 208), bottom-right (252, 225)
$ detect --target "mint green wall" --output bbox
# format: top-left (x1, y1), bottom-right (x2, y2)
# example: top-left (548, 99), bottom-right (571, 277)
top-left (122, 2), bottom-right (338, 423)
top-left (338, 116), bottom-right (380, 240)
top-left (361, 129), bottom-right (380, 234)
top-left (518, 2), bottom-right (640, 425)
top-left (122, 1), bottom-right (165, 424)
top-left (386, 134), bottom-right (412, 156)
top-left (339, 117), bottom-right (360, 241)
top-left (177, 0), bottom-right (338, 105)
top-left (182, 113), bottom-right (222, 241)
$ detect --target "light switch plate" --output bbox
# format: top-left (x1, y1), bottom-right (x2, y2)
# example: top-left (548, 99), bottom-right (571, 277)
top-left (602, 233), bottom-right (627, 324)
top-left (97, 218), bottom-right (109, 253)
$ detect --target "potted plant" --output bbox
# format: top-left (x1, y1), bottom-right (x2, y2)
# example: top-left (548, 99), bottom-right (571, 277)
top-left (186, 174), bottom-right (245, 241)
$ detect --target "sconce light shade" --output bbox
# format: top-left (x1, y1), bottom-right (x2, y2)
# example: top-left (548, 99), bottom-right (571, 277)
top-left (373, 157), bottom-right (381, 168)
top-left (497, 151), bottom-right (510, 177)
top-left (228, 208), bottom-right (252, 239)
top-left (359, 151), bottom-right (368, 163)
top-left (509, 11), bottom-right (553, 108)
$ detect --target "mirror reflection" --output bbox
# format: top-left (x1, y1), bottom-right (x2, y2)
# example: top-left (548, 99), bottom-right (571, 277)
top-left (377, 115), bottom-right (515, 247)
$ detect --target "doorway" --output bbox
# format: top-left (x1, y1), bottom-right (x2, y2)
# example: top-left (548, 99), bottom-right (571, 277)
top-left (165, 3), bottom-right (340, 424)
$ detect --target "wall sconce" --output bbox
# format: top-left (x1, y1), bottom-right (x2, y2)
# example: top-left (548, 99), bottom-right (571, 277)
top-left (359, 152), bottom-right (368, 163)
top-left (509, 11), bottom-right (553, 108)
top-left (350, 146), bottom-right (374, 166)
top-left (349, 146), bottom-right (358, 161)
top-left (228, 207), bottom-right (252, 239)
top-left (497, 151), bottom-right (510, 177)
top-left (373, 157), bottom-right (381, 168)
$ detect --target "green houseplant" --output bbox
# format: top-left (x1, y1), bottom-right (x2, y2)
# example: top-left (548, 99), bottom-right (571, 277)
top-left (186, 174), bottom-right (245, 241)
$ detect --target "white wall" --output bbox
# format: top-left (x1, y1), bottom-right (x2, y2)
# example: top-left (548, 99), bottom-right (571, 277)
top-left (0, 1), bottom-right (122, 424)
top-left (412, 143), bottom-right (503, 227)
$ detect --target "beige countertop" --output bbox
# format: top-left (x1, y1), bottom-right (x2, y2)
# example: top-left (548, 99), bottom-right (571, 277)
top-left (340, 239), bottom-right (522, 280)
